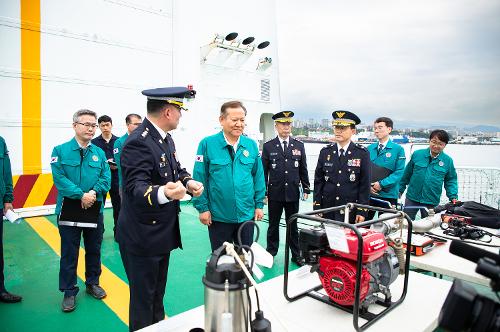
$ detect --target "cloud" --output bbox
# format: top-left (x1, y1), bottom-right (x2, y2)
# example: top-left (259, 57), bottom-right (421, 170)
top-left (276, 0), bottom-right (500, 126)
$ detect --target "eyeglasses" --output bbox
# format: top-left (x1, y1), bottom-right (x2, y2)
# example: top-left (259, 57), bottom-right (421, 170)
top-left (430, 139), bottom-right (446, 147)
top-left (130, 122), bottom-right (142, 126)
top-left (76, 122), bottom-right (98, 129)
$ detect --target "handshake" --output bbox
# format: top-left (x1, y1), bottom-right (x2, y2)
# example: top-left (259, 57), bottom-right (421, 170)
top-left (163, 180), bottom-right (204, 200)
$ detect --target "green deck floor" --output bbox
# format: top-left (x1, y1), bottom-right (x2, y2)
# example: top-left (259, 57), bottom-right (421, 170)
top-left (2, 200), bottom-right (495, 332)
top-left (0, 201), bottom-right (305, 331)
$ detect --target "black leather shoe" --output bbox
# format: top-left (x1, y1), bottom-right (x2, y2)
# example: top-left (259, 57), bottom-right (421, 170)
top-left (291, 256), bottom-right (306, 267)
top-left (86, 284), bottom-right (107, 299)
top-left (0, 291), bottom-right (22, 303)
top-left (61, 295), bottom-right (76, 312)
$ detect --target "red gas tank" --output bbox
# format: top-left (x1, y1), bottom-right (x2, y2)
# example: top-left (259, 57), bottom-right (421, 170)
top-left (330, 228), bottom-right (387, 263)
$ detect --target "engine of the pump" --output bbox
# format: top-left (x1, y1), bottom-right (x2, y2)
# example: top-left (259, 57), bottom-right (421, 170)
top-left (299, 227), bottom-right (401, 309)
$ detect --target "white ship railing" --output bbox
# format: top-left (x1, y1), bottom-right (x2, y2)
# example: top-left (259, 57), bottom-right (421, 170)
top-left (306, 160), bottom-right (500, 209)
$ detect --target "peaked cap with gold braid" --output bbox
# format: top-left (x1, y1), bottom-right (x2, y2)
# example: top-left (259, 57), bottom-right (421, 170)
top-left (332, 110), bottom-right (361, 126)
top-left (272, 111), bottom-right (294, 123)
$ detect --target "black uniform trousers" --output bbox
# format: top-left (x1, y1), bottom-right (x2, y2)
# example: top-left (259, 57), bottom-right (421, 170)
top-left (208, 220), bottom-right (255, 251)
top-left (266, 200), bottom-right (301, 258)
top-left (109, 180), bottom-right (121, 234)
top-left (0, 218), bottom-right (5, 293)
top-left (119, 246), bottom-right (170, 332)
top-left (367, 197), bottom-right (398, 220)
top-left (57, 213), bottom-right (104, 296)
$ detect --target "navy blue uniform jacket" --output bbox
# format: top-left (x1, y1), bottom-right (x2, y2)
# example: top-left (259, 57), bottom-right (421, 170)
top-left (313, 142), bottom-right (371, 217)
top-left (262, 137), bottom-right (310, 202)
top-left (116, 118), bottom-right (192, 256)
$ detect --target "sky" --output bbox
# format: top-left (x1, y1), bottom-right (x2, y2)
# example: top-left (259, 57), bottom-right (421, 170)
top-left (275, 0), bottom-right (500, 128)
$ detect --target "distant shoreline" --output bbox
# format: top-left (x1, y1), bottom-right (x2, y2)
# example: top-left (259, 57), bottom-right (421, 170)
top-left (295, 138), bottom-right (500, 146)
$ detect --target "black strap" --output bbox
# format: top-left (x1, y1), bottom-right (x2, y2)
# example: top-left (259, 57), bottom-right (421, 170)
top-left (227, 145), bottom-right (235, 161)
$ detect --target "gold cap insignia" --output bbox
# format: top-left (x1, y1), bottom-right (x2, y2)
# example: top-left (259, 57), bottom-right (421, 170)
top-left (336, 111), bottom-right (345, 118)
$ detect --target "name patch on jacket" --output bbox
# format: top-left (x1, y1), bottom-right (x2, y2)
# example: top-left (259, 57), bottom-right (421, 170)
top-left (347, 159), bottom-right (361, 167)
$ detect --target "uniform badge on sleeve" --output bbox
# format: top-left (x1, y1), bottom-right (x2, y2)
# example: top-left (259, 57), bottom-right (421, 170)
top-left (92, 155), bottom-right (99, 161)
top-left (195, 155), bottom-right (204, 162)
top-left (50, 156), bottom-right (58, 163)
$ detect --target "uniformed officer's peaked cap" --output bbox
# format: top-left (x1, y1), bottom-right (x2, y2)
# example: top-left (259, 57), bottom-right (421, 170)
top-left (332, 110), bottom-right (361, 126)
top-left (272, 111), bottom-right (294, 123)
top-left (142, 86), bottom-right (196, 110)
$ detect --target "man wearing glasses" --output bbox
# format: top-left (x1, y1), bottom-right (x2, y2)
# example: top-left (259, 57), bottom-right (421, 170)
top-left (50, 109), bottom-right (111, 312)
top-left (313, 110), bottom-right (371, 224)
top-left (399, 129), bottom-right (458, 219)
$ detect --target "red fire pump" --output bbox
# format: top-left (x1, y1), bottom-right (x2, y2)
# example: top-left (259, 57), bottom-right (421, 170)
top-left (300, 227), bottom-right (401, 309)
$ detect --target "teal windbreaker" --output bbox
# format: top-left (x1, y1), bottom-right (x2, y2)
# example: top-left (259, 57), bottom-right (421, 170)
top-left (50, 138), bottom-right (111, 214)
top-left (399, 147), bottom-right (458, 206)
top-left (367, 140), bottom-right (406, 199)
top-left (0, 136), bottom-right (13, 207)
top-left (192, 131), bottom-right (265, 223)
top-left (113, 132), bottom-right (128, 187)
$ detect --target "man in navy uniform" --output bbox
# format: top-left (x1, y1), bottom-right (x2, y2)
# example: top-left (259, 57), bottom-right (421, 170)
top-left (313, 111), bottom-right (371, 223)
top-left (116, 87), bottom-right (204, 331)
top-left (262, 111), bottom-right (310, 266)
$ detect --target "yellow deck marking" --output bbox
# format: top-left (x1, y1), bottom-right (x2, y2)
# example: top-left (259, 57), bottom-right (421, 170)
top-left (24, 174), bottom-right (53, 207)
top-left (21, 0), bottom-right (42, 174)
top-left (25, 217), bottom-right (130, 325)
top-left (12, 175), bottom-right (20, 188)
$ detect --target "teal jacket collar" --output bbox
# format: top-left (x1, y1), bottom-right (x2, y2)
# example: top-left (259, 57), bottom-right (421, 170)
top-left (424, 147), bottom-right (446, 162)
top-left (69, 137), bottom-right (95, 151)
top-left (215, 131), bottom-right (250, 149)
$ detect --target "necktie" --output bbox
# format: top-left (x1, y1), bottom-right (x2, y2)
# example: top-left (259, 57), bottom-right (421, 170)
top-left (378, 144), bottom-right (384, 154)
top-left (227, 145), bottom-right (235, 161)
top-left (339, 148), bottom-right (345, 163)
top-left (283, 140), bottom-right (288, 153)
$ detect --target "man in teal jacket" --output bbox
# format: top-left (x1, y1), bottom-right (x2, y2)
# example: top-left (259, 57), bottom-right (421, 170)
top-left (367, 117), bottom-right (406, 219)
top-left (399, 129), bottom-right (458, 219)
top-left (50, 109), bottom-right (111, 312)
top-left (113, 113), bottom-right (142, 191)
top-left (0, 136), bottom-right (22, 303)
top-left (193, 100), bottom-right (266, 250)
